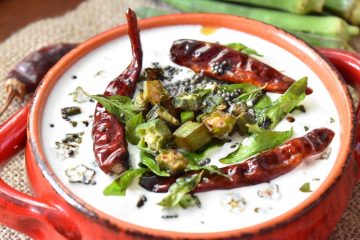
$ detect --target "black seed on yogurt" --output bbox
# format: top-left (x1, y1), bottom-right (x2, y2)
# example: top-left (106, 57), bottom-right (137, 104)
top-left (68, 150), bottom-right (75, 157)
top-left (136, 195), bottom-right (147, 208)
top-left (71, 75), bottom-right (77, 80)
top-left (261, 117), bottom-right (272, 129)
top-left (50, 123), bottom-right (55, 128)
top-left (199, 157), bottom-right (211, 166)
top-left (151, 62), bottom-right (159, 67)
top-left (161, 213), bottom-right (178, 219)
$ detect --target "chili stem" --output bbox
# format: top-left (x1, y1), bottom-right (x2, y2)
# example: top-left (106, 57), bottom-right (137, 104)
top-left (0, 91), bottom-right (17, 117)
top-left (0, 79), bottom-right (26, 118)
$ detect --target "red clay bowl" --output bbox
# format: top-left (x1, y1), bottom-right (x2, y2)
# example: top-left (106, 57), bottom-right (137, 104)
top-left (0, 13), bottom-right (360, 240)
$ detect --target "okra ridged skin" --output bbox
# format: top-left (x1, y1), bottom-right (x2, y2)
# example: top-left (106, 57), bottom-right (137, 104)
top-left (325, 0), bottom-right (360, 25)
top-left (162, 0), bottom-right (359, 40)
top-left (224, 0), bottom-right (325, 14)
top-left (290, 31), bottom-right (354, 50)
top-left (135, 6), bottom-right (354, 50)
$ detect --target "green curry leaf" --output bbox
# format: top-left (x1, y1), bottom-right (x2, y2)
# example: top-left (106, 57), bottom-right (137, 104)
top-left (125, 113), bottom-right (144, 145)
top-left (259, 77), bottom-right (307, 129)
top-left (254, 95), bottom-right (272, 110)
top-left (221, 84), bottom-right (271, 110)
top-left (179, 194), bottom-right (201, 209)
top-left (159, 172), bottom-right (203, 208)
top-left (140, 151), bottom-right (170, 177)
top-left (226, 42), bottom-right (263, 57)
top-left (103, 168), bottom-right (147, 196)
top-left (90, 95), bottom-right (137, 123)
top-left (180, 140), bottom-right (224, 162)
top-left (220, 83), bottom-right (258, 93)
top-left (186, 163), bottom-right (230, 179)
top-left (220, 128), bottom-right (293, 164)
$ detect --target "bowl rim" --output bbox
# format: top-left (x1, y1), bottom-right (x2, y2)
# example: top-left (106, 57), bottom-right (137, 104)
top-left (28, 12), bottom-right (354, 239)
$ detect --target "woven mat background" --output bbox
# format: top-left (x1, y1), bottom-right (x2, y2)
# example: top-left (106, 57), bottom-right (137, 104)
top-left (0, 0), bottom-right (359, 239)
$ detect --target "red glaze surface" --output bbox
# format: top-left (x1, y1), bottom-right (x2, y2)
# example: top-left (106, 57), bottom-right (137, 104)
top-left (140, 128), bottom-right (335, 193)
top-left (0, 14), bottom-right (358, 240)
top-left (0, 103), bottom-right (29, 165)
top-left (92, 9), bottom-right (142, 174)
top-left (170, 39), bottom-right (313, 94)
top-left (318, 48), bottom-right (360, 182)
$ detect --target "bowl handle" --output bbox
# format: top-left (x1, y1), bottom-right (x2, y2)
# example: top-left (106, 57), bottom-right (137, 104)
top-left (0, 104), bottom-right (81, 239)
top-left (318, 48), bottom-right (360, 183)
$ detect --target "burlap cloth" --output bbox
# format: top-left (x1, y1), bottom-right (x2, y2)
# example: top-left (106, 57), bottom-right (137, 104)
top-left (0, 0), bottom-right (359, 239)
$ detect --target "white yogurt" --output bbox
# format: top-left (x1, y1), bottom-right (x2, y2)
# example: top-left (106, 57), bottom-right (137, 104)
top-left (41, 25), bottom-right (340, 233)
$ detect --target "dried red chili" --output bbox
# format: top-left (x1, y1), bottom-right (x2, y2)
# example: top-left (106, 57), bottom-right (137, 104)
top-left (170, 39), bottom-right (312, 94)
top-left (1, 43), bottom-right (78, 117)
top-left (139, 128), bottom-right (334, 193)
top-left (91, 9), bottom-right (143, 174)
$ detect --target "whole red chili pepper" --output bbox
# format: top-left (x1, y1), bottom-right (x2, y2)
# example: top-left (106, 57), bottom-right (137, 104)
top-left (139, 128), bottom-right (334, 193)
top-left (92, 9), bottom-right (143, 174)
top-left (170, 39), bottom-right (312, 94)
top-left (0, 43), bottom-right (78, 117)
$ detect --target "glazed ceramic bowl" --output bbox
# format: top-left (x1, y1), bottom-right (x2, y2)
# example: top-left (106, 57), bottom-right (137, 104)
top-left (0, 13), bottom-right (360, 240)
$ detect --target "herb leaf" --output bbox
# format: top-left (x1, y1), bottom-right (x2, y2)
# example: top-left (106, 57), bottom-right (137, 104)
top-left (254, 95), bottom-right (272, 110)
top-left (259, 77), bottom-right (307, 129)
top-left (90, 95), bottom-right (137, 123)
top-left (226, 42), bottom-right (263, 57)
top-left (186, 163), bottom-right (230, 179)
top-left (140, 151), bottom-right (170, 177)
top-left (220, 83), bottom-right (258, 93)
top-left (221, 83), bottom-right (271, 110)
top-left (299, 182), bottom-right (312, 192)
top-left (103, 168), bottom-right (146, 196)
top-left (125, 113), bottom-right (144, 144)
top-left (159, 172), bottom-right (203, 208)
top-left (220, 128), bottom-right (293, 164)
top-left (180, 140), bottom-right (224, 162)
top-left (179, 194), bottom-right (201, 209)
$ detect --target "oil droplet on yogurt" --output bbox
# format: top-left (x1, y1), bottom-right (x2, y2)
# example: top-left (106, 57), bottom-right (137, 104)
top-left (200, 26), bottom-right (218, 35)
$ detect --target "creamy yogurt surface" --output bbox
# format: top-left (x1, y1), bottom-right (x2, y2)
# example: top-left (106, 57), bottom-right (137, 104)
top-left (41, 25), bottom-right (340, 233)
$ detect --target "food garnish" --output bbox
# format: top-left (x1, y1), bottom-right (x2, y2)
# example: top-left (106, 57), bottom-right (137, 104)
top-left (91, 9), bottom-right (143, 175)
top-left (170, 39), bottom-right (312, 94)
top-left (299, 182), bottom-right (312, 193)
top-left (57, 9), bottom-right (337, 210)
